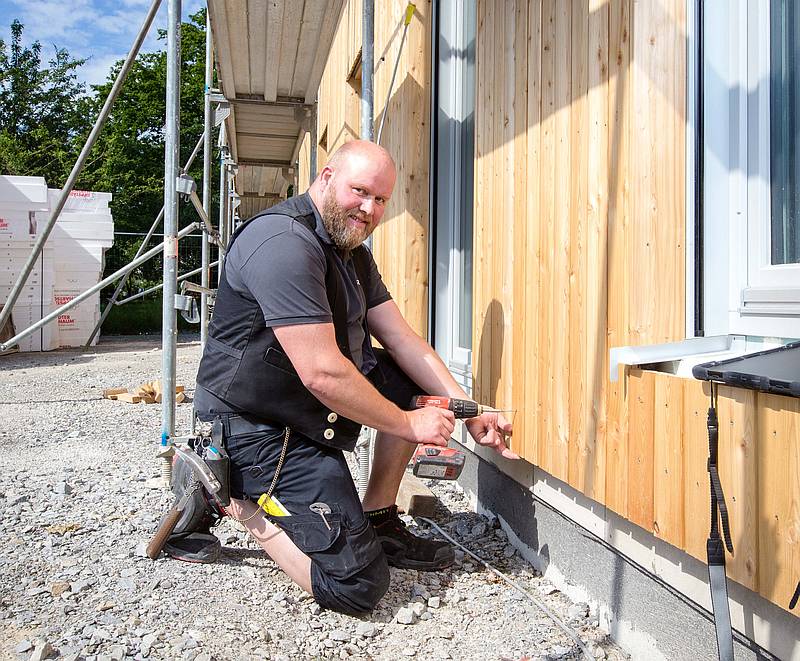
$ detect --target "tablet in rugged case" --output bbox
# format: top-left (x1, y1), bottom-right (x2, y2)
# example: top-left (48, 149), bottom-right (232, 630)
top-left (692, 340), bottom-right (800, 397)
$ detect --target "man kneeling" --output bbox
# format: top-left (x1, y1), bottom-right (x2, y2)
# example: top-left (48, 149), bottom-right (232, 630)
top-left (191, 140), bottom-right (515, 614)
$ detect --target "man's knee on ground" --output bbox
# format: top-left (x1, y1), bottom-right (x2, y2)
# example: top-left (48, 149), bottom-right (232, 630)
top-left (312, 554), bottom-right (390, 615)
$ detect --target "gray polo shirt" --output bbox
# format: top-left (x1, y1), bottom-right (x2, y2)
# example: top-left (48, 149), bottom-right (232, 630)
top-left (195, 195), bottom-right (391, 415)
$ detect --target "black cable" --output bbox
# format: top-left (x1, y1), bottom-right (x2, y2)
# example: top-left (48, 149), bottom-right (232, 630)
top-left (527, 492), bottom-right (778, 659)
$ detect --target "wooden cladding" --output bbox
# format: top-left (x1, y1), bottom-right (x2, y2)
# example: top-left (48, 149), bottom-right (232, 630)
top-left (629, 372), bottom-right (800, 612)
top-left (473, 0), bottom-right (686, 500)
top-left (307, 0), bottom-right (432, 334)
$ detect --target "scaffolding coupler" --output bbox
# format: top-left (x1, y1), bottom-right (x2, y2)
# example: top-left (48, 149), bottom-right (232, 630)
top-left (176, 174), bottom-right (224, 251)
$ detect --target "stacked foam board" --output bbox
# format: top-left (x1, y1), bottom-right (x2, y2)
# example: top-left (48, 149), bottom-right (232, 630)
top-left (47, 188), bottom-right (113, 347)
top-left (0, 176), bottom-right (113, 351)
top-left (0, 176), bottom-right (58, 352)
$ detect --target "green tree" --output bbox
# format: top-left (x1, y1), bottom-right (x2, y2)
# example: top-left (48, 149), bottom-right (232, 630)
top-left (0, 19), bottom-right (89, 182)
top-left (81, 8), bottom-right (215, 291)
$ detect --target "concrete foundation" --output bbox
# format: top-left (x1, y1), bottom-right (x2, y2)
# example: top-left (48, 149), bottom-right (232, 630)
top-left (453, 437), bottom-right (799, 661)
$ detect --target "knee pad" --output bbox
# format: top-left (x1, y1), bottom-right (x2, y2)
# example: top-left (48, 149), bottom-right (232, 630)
top-left (311, 553), bottom-right (390, 615)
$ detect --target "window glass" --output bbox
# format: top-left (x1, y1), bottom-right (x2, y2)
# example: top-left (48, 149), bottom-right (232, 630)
top-left (457, 6), bottom-right (475, 349)
top-left (770, 0), bottom-right (800, 265)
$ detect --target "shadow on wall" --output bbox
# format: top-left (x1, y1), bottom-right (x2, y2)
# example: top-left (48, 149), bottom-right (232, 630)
top-left (473, 298), bottom-right (504, 408)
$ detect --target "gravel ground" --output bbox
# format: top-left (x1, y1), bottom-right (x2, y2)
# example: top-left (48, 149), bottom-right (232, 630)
top-left (0, 336), bottom-right (628, 661)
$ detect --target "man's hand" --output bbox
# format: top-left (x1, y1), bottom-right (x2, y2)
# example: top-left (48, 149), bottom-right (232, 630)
top-left (465, 412), bottom-right (518, 460)
top-left (402, 407), bottom-right (455, 447)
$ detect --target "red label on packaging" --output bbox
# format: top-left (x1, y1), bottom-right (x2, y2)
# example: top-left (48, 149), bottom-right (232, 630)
top-left (58, 314), bottom-right (75, 325)
top-left (54, 295), bottom-right (75, 305)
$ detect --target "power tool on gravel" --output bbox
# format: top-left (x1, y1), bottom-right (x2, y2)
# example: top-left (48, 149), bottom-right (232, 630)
top-left (147, 420), bottom-right (231, 563)
top-left (409, 396), bottom-right (512, 481)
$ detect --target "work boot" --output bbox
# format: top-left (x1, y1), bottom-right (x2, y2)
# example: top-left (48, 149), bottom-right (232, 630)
top-left (368, 505), bottom-right (455, 570)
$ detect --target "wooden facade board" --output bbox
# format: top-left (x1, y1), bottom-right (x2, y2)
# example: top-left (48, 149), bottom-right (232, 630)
top-left (756, 393), bottom-right (800, 607)
top-left (653, 374), bottom-right (684, 547)
top-left (305, 0), bottom-right (800, 617)
top-left (603, 0), bottom-right (631, 518)
top-left (682, 377), bottom-right (712, 561)
top-left (522, 0), bottom-right (542, 463)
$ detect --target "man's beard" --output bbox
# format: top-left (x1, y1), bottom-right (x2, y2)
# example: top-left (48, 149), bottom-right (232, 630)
top-left (321, 190), bottom-right (374, 251)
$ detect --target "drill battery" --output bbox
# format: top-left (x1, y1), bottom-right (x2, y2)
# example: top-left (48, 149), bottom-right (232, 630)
top-left (412, 445), bottom-right (465, 480)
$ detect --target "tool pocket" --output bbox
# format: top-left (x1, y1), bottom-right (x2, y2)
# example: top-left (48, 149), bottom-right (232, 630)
top-left (275, 510), bottom-right (383, 581)
top-left (224, 426), bottom-right (288, 500)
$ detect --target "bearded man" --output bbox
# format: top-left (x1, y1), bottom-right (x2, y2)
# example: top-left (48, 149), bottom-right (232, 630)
top-left (190, 140), bottom-right (514, 614)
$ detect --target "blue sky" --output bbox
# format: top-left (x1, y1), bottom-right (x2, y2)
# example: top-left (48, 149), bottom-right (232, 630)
top-left (0, 0), bottom-right (205, 88)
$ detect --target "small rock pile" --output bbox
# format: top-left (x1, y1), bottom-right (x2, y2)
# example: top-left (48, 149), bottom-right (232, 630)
top-left (0, 336), bottom-right (628, 661)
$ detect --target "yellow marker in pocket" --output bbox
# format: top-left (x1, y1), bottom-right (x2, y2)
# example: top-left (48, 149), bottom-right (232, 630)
top-left (257, 493), bottom-right (291, 517)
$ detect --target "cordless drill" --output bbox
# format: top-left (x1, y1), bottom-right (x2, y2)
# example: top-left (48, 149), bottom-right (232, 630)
top-left (408, 396), bottom-right (490, 480)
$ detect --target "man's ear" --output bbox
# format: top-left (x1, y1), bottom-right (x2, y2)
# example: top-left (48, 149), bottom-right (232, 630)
top-left (319, 166), bottom-right (334, 187)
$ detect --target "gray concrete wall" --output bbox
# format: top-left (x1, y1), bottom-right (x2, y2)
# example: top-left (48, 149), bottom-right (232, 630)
top-left (455, 447), bottom-right (796, 661)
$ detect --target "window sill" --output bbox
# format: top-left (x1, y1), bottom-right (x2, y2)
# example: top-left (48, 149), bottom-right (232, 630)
top-left (609, 335), bottom-right (793, 381)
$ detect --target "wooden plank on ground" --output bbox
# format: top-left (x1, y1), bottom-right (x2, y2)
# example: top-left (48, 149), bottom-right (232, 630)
top-left (102, 388), bottom-right (127, 400)
top-left (396, 472), bottom-right (437, 517)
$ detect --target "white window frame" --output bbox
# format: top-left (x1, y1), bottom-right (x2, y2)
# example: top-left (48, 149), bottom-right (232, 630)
top-left (703, 0), bottom-right (800, 340)
top-left (432, 0), bottom-right (476, 391)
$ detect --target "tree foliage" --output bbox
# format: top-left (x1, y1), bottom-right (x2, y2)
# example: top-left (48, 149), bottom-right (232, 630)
top-left (0, 19), bottom-right (90, 183)
top-left (0, 10), bottom-right (216, 293)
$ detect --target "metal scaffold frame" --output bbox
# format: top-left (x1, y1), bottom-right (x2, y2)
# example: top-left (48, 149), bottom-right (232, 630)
top-left (0, 0), bottom-right (225, 467)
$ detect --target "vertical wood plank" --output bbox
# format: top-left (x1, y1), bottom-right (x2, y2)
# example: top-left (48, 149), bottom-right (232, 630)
top-left (604, 0), bottom-right (630, 517)
top-left (627, 369), bottom-right (655, 532)
top-left (683, 378), bottom-right (711, 561)
top-left (537, 0), bottom-right (556, 474)
top-left (473, 0), bottom-right (493, 407)
top-left (585, 0), bottom-right (609, 502)
top-left (653, 374), bottom-right (684, 547)
top-left (549, 0), bottom-right (571, 482)
top-left (568, 0), bottom-right (589, 492)
top-left (717, 386), bottom-right (759, 591)
top-left (494, 0), bottom-right (512, 409)
top-left (524, 0), bottom-right (543, 464)
top-left (405, 0), bottom-right (431, 336)
top-left (757, 393), bottom-right (800, 607)
top-left (510, 0), bottom-right (528, 454)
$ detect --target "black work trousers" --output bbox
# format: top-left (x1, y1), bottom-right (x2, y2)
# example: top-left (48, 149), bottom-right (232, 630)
top-left (219, 348), bottom-right (423, 614)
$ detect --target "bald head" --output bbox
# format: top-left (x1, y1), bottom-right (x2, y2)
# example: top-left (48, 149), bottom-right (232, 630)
top-left (308, 140), bottom-right (397, 250)
top-left (324, 139), bottom-right (396, 174)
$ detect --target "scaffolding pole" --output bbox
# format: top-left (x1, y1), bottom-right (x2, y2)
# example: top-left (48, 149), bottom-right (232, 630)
top-left (201, 11), bottom-right (214, 348)
top-left (0, 224), bottom-right (199, 353)
top-left (217, 130), bottom-right (228, 284)
top-left (84, 132), bottom-right (206, 348)
top-left (0, 0), bottom-right (163, 335)
top-left (361, 0), bottom-right (375, 142)
top-left (310, 102), bottom-right (318, 185)
top-left (115, 259), bottom-right (219, 305)
top-left (358, 0), bottom-right (375, 497)
top-left (161, 0), bottom-right (182, 452)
